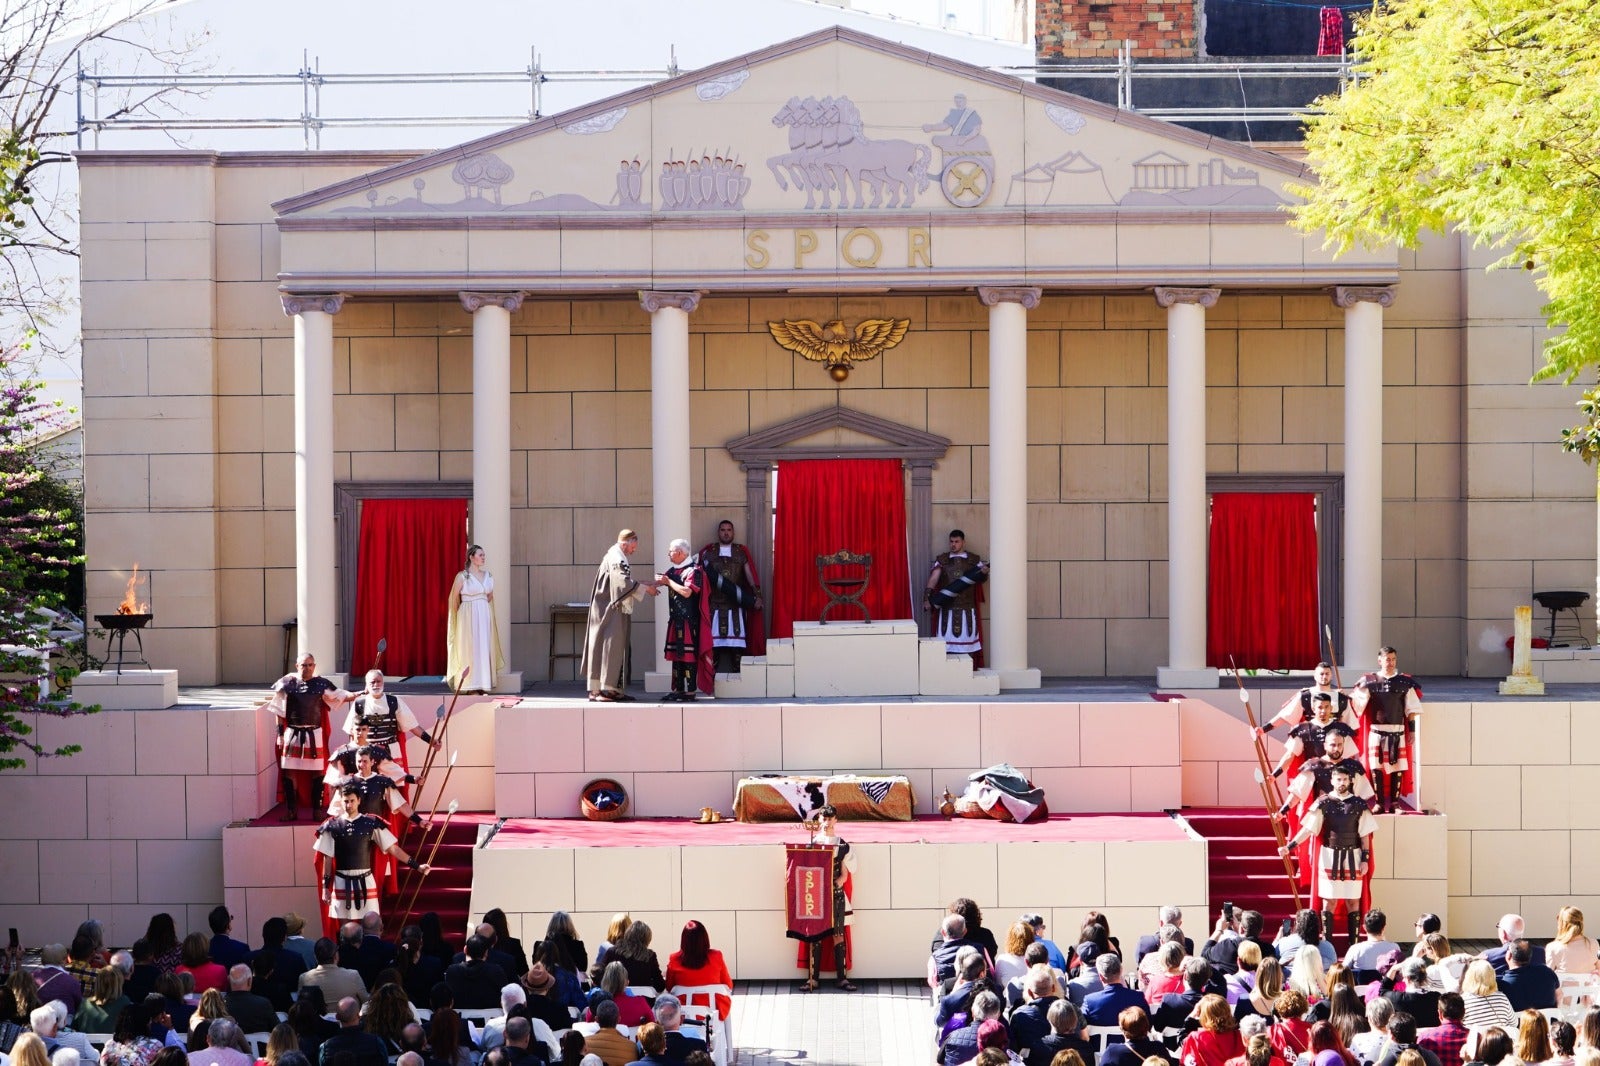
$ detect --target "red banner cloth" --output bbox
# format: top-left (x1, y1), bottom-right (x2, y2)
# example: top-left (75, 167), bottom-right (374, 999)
top-left (351, 497), bottom-right (467, 676)
top-left (770, 458), bottom-right (912, 639)
top-left (1207, 492), bottom-right (1320, 670)
top-left (784, 844), bottom-right (837, 942)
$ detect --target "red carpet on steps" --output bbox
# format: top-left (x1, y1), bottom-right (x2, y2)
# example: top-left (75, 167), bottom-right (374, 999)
top-left (386, 813), bottom-right (495, 944)
top-left (1182, 807), bottom-right (1301, 932)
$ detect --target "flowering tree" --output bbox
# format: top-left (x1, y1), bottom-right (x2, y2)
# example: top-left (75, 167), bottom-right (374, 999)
top-left (0, 341), bottom-right (91, 770)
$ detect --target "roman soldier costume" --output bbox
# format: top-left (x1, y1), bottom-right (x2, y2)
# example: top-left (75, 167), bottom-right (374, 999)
top-left (270, 671), bottom-right (347, 821)
top-left (1287, 789), bottom-right (1378, 944)
top-left (344, 692), bottom-right (426, 771)
top-left (697, 539), bottom-right (766, 672)
top-left (1353, 671), bottom-right (1423, 813)
top-left (661, 554), bottom-right (709, 700)
top-left (926, 550), bottom-right (987, 659)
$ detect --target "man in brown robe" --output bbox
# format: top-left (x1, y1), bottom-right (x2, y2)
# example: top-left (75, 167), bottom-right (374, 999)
top-left (580, 529), bottom-right (661, 702)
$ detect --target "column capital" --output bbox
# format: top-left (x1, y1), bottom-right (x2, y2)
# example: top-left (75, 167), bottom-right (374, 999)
top-left (281, 293), bottom-right (347, 316)
top-left (638, 290), bottom-right (703, 314)
top-left (1153, 286), bottom-right (1220, 309)
top-left (459, 290), bottom-right (526, 313)
top-left (977, 286), bottom-right (1041, 309)
top-left (1333, 285), bottom-right (1396, 309)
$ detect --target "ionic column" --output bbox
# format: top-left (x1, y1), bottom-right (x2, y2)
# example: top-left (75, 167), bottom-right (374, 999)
top-left (640, 290), bottom-right (701, 683)
top-left (743, 461), bottom-right (773, 595)
top-left (978, 286), bottom-right (1042, 689)
top-left (1155, 286), bottom-right (1220, 689)
top-left (1336, 286), bottom-right (1394, 669)
top-left (461, 291), bottom-right (525, 693)
top-left (283, 293), bottom-right (345, 675)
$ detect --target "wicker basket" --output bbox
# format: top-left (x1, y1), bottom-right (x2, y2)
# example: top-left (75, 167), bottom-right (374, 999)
top-left (580, 777), bottom-right (630, 822)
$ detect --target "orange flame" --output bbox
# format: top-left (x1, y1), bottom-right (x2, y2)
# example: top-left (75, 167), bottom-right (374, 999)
top-left (117, 564), bottom-right (149, 615)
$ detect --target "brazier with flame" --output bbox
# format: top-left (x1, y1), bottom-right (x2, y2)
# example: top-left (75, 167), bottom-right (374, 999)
top-left (96, 565), bottom-right (152, 673)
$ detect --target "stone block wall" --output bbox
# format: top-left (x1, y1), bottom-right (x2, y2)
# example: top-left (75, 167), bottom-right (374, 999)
top-left (77, 155), bottom-right (1590, 683)
top-left (1419, 701), bottom-right (1600, 938)
top-left (0, 705), bottom-right (268, 946)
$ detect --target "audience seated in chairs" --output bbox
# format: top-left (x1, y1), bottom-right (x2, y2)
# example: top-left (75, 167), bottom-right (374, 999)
top-left (590, 915), bottom-right (632, 985)
top-left (1007, 966), bottom-right (1064, 1060)
top-left (445, 937), bottom-right (510, 1012)
top-left (585, 964), bottom-right (651, 1028)
top-left (652, 995), bottom-right (706, 1063)
top-left (1099, 1004), bottom-right (1175, 1066)
top-left (604, 923), bottom-right (664, 994)
top-left (73, 968), bottom-right (129, 1036)
top-left (581, 999), bottom-right (636, 1066)
top-left (97, 1001), bottom-right (162, 1066)
top-left (1181, 994), bottom-right (1246, 1066)
top-left (536, 915), bottom-right (586, 983)
top-left (188, 1017), bottom-right (254, 1066)
top-left (938, 989), bottom-right (1003, 1066)
top-left (937, 951), bottom-right (997, 1038)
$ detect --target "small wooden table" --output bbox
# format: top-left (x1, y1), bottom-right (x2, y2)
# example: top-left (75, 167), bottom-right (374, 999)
top-left (548, 603), bottom-right (630, 684)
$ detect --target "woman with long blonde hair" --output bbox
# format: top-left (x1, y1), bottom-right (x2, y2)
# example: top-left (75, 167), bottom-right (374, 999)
top-left (10, 1033), bottom-right (52, 1066)
top-left (190, 989), bottom-right (228, 1033)
top-left (1287, 947), bottom-right (1326, 1006)
top-left (1550, 908), bottom-right (1600, 976)
top-left (1237, 956), bottom-right (1284, 1021)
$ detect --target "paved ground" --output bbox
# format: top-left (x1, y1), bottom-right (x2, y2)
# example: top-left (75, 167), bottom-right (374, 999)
top-left (731, 979), bottom-right (934, 1066)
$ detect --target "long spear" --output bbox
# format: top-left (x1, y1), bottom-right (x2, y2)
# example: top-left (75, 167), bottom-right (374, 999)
top-left (1231, 657), bottom-right (1303, 913)
top-left (1256, 767), bottom-right (1303, 915)
top-left (1232, 657), bottom-right (1285, 812)
top-left (1323, 625), bottom-right (1343, 692)
top-left (412, 666), bottom-right (468, 799)
top-left (395, 762), bottom-right (456, 910)
top-left (393, 799), bottom-right (459, 936)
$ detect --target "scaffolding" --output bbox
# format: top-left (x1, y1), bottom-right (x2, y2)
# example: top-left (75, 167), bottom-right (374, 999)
top-left (74, 45), bottom-right (1356, 149)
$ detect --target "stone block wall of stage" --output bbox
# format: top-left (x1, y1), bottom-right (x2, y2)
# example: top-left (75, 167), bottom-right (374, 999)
top-left (492, 700), bottom-right (1183, 819)
top-left (78, 150), bottom-right (1582, 683)
top-left (0, 705), bottom-right (269, 945)
top-left (1418, 700), bottom-right (1600, 937)
top-left (468, 830), bottom-right (1208, 979)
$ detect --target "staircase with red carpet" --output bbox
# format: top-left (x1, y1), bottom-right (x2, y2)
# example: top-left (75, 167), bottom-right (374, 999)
top-left (1182, 807), bottom-right (1302, 933)
top-left (385, 813), bottom-right (495, 947)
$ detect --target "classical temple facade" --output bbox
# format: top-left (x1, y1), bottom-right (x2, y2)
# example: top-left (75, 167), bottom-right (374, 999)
top-left (77, 26), bottom-right (1589, 687)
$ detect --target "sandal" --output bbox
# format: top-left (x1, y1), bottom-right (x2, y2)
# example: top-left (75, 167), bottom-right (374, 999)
top-left (835, 978), bottom-right (859, 992)
top-left (590, 692), bottom-right (618, 702)
top-left (796, 981), bottom-right (817, 993)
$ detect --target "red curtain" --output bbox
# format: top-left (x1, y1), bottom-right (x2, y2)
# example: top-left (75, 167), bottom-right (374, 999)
top-left (351, 498), bottom-right (467, 676)
top-left (770, 459), bottom-right (912, 639)
top-left (1207, 492), bottom-right (1320, 670)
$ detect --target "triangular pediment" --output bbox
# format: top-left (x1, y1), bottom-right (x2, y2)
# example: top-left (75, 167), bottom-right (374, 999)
top-left (728, 406), bottom-right (951, 462)
top-left (274, 25), bottom-right (1310, 221)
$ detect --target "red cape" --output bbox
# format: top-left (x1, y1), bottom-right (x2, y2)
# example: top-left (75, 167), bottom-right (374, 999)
top-left (1355, 675), bottom-right (1422, 799)
top-left (696, 542), bottom-right (766, 694)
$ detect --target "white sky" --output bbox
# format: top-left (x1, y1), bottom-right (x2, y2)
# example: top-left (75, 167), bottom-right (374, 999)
top-left (19, 0), bottom-right (1031, 405)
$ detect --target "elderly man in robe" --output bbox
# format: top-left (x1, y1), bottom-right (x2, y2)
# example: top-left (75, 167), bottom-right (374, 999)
top-left (581, 528), bottom-right (662, 702)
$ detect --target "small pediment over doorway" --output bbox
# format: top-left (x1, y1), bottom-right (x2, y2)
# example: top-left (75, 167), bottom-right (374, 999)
top-left (726, 405), bottom-right (950, 463)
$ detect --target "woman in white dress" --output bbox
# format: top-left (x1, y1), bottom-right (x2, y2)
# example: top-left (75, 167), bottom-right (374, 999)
top-left (446, 544), bottom-right (505, 693)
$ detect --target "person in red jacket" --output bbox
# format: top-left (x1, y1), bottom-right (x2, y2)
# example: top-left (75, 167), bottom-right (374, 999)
top-left (663, 921), bottom-right (733, 1021)
top-left (1181, 995), bottom-right (1246, 1066)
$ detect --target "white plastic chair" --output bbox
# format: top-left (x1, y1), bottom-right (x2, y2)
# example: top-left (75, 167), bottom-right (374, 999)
top-left (244, 1032), bottom-right (272, 1057)
top-left (672, 983), bottom-right (734, 1066)
top-left (81, 1035), bottom-right (113, 1054)
top-left (1085, 1024), bottom-right (1123, 1058)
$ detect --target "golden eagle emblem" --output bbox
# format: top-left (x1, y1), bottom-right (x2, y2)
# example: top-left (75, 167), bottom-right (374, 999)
top-left (766, 318), bottom-right (911, 381)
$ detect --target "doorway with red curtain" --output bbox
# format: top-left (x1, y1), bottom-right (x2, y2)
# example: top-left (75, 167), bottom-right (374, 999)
top-left (350, 497), bottom-right (468, 676)
top-left (1207, 492), bottom-right (1320, 670)
top-left (769, 459), bottom-right (912, 638)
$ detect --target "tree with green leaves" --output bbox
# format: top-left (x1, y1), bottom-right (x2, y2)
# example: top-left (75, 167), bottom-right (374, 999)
top-left (1293, 0), bottom-right (1600, 381)
top-left (1291, 0), bottom-right (1600, 597)
top-left (0, 339), bottom-right (92, 771)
